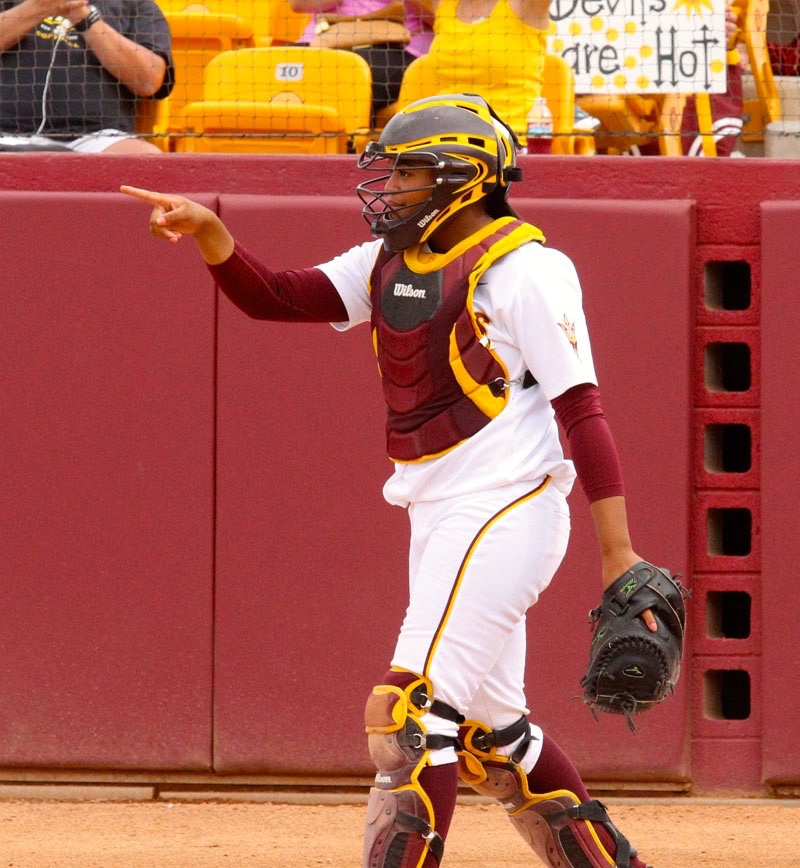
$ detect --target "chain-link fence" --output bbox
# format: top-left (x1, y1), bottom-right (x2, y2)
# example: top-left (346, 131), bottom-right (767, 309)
top-left (1, 0), bottom-right (798, 156)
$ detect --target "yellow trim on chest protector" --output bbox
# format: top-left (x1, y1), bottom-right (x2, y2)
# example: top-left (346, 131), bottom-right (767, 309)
top-left (451, 220), bottom-right (546, 419)
top-left (401, 217), bottom-right (546, 427)
top-left (403, 216), bottom-right (545, 273)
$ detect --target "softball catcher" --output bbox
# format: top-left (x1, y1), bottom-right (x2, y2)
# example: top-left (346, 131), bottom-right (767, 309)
top-left (123, 93), bottom-right (679, 868)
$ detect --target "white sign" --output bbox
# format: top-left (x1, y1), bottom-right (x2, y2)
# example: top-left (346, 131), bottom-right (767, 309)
top-left (547, 0), bottom-right (728, 94)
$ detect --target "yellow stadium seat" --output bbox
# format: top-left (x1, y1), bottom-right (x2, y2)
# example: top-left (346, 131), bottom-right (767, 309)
top-left (577, 88), bottom-right (734, 158)
top-left (175, 47), bottom-right (372, 153)
top-left (395, 51), bottom-right (594, 155)
top-left (394, 53), bottom-right (435, 107)
top-left (575, 92), bottom-right (688, 156)
top-left (154, 0), bottom-right (198, 9)
top-left (231, 0), bottom-right (311, 46)
top-left (138, 10), bottom-right (255, 148)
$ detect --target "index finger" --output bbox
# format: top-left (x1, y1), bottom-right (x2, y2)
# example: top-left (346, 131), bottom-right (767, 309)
top-left (120, 185), bottom-right (172, 208)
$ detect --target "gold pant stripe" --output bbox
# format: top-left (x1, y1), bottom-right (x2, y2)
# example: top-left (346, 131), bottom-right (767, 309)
top-left (423, 476), bottom-right (552, 678)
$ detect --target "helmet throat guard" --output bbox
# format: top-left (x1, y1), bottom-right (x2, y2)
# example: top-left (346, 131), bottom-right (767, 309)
top-left (356, 94), bottom-right (522, 252)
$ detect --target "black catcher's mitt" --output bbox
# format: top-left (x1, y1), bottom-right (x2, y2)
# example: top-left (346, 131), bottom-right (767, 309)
top-left (580, 561), bottom-right (689, 730)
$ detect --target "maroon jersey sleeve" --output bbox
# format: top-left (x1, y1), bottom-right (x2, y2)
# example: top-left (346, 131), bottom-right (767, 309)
top-left (551, 383), bottom-right (625, 503)
top-left (207, 241), bottom-right (349, 323)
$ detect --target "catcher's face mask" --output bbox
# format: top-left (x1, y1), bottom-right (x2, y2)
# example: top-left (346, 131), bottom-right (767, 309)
top-left (356, 148), bottom-right (447, 251)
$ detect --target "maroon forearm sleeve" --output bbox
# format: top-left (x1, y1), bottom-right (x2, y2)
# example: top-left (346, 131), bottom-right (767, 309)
top-left (206, 241), bottom-right (349, 323)
top-left (551, 383), bottom-right (625, 503)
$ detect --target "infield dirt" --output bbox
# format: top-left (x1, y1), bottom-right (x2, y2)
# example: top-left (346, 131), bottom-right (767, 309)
top-left (1, 796), bottom-right (798, 867)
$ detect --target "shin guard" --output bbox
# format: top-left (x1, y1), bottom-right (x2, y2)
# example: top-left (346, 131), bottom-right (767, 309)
top-left (458, 719), bottom-right (637, 868)
top-left (363, 674), bottom-right (462, 868)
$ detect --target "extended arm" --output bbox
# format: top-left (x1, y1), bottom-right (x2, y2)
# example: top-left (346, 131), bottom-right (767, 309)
top-left (120, 185), bottom-right (349, 323)
top-left (208, 243), bottom-right (348, 322)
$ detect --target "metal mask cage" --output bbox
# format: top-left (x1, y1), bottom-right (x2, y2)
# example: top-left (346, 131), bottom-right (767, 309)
top-left (357, 142), bottom-right (446, 173)
top-left (355, 147), bottom-right (455, 236)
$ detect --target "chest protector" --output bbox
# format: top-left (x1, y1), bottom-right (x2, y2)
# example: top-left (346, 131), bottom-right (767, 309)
top-left (369, 217), bottom-right (545, 463)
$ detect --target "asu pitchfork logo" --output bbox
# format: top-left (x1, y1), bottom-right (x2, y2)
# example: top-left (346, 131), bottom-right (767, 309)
top-left (557, 315), bottom-right (579, 355)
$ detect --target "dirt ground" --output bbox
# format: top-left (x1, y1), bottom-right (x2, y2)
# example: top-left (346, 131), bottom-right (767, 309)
top-left (1, 796), bottom-right (798, 868)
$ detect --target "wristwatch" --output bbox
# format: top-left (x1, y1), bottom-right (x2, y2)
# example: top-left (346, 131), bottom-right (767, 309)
top-left (74, 5), bottom-right (103, 32)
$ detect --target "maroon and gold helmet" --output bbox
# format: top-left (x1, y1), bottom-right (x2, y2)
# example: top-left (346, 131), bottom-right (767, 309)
top-left (356, 93), bottom-right (522, 252)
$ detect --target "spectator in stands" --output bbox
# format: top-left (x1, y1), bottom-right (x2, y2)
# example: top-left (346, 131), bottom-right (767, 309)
top-left (768, 33), bottom-right (800, 75)
top-left (290, 0), bottom-right (432, 127)
top-left (766, 0), bottom-right (800, 75)
top-left (0, 0), bottom-right (174, 153)
top-left (420, 0), bottom-right (552, 135)
top-left (679, 4), bottom-right (745, 156)
top-left (404, 0), bottom-right (433, 58)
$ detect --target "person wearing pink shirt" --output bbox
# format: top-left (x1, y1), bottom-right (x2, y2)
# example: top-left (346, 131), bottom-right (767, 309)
top-left (291, 0), bottom-right (432, 126)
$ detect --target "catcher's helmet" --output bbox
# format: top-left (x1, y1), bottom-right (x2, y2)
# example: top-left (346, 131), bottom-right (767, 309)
top-left (356, 93), bottom-right (522, 252)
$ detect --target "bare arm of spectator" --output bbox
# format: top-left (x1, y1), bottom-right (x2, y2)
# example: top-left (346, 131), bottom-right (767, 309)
top-left (727, 3), bottom-right (741, 48)
top-left (80, 13), bottom-right (167, 97)
top-left (423, 0), bottom-right (550, 30)
top-left (289, 0), bottom-right (405, 21)
top-left (509, 0), bottom-right (551, 31)
top-left (288, 0), bottom-right (333, 13)
top-left (405, 0), bottom-right (434, 23)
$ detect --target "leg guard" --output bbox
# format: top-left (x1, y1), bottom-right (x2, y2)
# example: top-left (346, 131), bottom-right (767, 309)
top-left (458, 719), bottom-right (638, 868)
top-left (363, 673), bottom-right (463, 868)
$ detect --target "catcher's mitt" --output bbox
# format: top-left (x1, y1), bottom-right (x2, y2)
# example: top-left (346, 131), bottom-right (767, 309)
top-left (580, 560), bottom-right (689, 730)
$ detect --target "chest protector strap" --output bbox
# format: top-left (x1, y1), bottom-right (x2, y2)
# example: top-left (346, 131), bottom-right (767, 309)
top-left (370, 217), bottom-right (545, 463)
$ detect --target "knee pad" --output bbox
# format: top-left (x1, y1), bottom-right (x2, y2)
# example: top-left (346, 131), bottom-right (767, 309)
top-left (363, 672), bottom-right (463, 868)
top-left (457, 718), bottom-right (636, 868)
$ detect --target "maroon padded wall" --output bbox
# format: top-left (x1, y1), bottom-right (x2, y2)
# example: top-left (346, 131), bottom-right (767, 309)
top-left (1, 154), bottom-right (799, 792)
top-left (0, 192), bottom-right (217, 770)
top-left (207, 195), bottom-right (693, 778)
top-left (212, 194), bottom-right (404, 774)
top-left (759, 202), bottom-right (800, 786)
top-left (513, 199), bottom-right (693, 781)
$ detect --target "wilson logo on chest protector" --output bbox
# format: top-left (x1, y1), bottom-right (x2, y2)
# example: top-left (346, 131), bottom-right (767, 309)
top-left (380, 267), bottom-right (443, 331)
top-left (393, 282), bottom-right (427, 298)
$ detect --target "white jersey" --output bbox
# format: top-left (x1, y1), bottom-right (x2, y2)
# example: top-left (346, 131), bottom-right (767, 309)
top-left (319, 236), bottom-right (598, 507)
